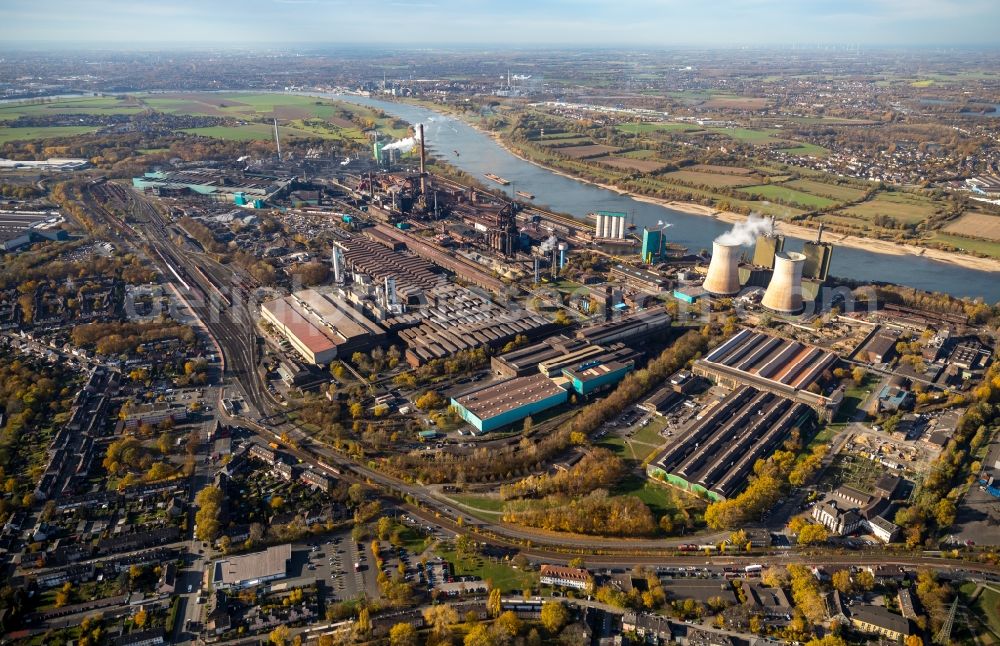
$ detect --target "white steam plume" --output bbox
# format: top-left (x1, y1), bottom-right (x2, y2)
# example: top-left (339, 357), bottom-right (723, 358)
top-left (381, 124), bottom-right (423, 153)
top-left (715, 213), bottom-right (773, 246)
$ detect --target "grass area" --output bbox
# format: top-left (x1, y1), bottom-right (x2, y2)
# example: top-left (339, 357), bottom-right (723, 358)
top-left (449, 494), bottom-right (504, 513)
top-left (709, 127), bottom-right (782, 144)
top-left (435, 546), bottom-right (537, 593)
top-left (0, 125), bottom-right (99, 143)
top-left (833, 374), bottom-right (879, 425)
top-left (776, 142), bottom-right (830, 157)
top-left (930, 232), bottom-right (1000, 259)
top-left (180, 124), bottom-right (279, 141)
top-left (0, 96), bottom-right (143, 120)
top-left (613, 475), bottom-right (679, 516)
top-left (665, 169), bottom-right (757, 188)
top-left (737, 184), bottom-right (838, 209)
top-left (784, 179), bottom-right (869, 202)
top-left (962, 581), bottom-right (1000, 640)
top-left (838, 191), bottom-right (939, 225)
top-left (616, 122), bottom-right (702, 134)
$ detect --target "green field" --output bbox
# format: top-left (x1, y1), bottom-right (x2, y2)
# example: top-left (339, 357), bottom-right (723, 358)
top-left (738, 184), bottom-right (838, 209)
top-left (616, 122), bottom-right (702, 134)
top-left (435, 546), bottom-right (537, 593)
top-left (961, 582), bottom-right (1000, 642)
top-left (838, 191), bottom-right (940, 225)
top-left (784, 179), bottom-right (868, 202)
top-left (613, 475), bottom-right (679, 516)
top-left (665, 169), bottom-right (758, 188)
top-left (180, 124), bottom-right (280, 141)
top-left (449, 494), bottom-right (504, 514)
top-left (0, 96), bottom-right (143, 121)
top-left (0, 125), bottom-right (99, 143)
top-left (709, 127), bottom-right (782, 144)
top-left (776, 142), bottom-right (829, 157)
top-left (930, 232), bottom-right (1000, 259)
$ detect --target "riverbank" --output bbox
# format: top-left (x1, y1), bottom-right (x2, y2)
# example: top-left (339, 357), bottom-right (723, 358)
top-left (461, 117), bottom-right (1000, 274)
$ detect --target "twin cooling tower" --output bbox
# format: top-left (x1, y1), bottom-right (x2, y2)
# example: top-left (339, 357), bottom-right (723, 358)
top-left (703, 242), bottom-right (742, 296)
top-left (704, 242), bottom-right (805, 313)
top-left (761, 251), bottom-right (806, 314)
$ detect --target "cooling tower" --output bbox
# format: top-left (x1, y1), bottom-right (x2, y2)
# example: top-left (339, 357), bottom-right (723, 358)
top-left (703, 241), bottom-right (742, 296)
top-left (762, 251), bottom-right (806, 314)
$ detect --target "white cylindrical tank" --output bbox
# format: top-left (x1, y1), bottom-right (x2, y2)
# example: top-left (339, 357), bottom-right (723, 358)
top-left (762, 251), bottom-right (806, 313)
top-left (703, 241), bottom-right (742, 296)
top-left (615, 216), bottom-right (625, 239)
top-left (595, 214), bottom-right (604, 238)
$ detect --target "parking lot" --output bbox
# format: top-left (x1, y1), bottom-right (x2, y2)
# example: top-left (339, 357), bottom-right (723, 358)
top-left (286, 533), bottom-right (379, 602)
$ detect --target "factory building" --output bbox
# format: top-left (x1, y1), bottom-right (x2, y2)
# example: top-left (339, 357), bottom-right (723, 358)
top-left (562, 357), bottom-right (634, 396)
top-left (802, 240), bottom-right (833, 282)
top-left (450, 373), bottom-right (569, 433)
top-left (610, 263), bottom-right (668, 291)
top-left (593, 211), bottom-right (627, 240)
top-left (692, 328), bottom-right (842, 419)
top-left (491, 335), bottom-right (590, 378)
top-left (752, 234), bottom-right (784, 270)
top-left (261, 289), bottom-right (387, 365)
top-left (576, 309), bottom-right (671, 346)
top-left (640, 227), bottom-right (665, 263)
top-left (400, 312), bottom-right (557, 367)
top-left (132, 168), bottom-right (290, 204)
top-left (647, 386), bottom-right (813, 500)
top-left (211, 544), bottom-right (292, 590)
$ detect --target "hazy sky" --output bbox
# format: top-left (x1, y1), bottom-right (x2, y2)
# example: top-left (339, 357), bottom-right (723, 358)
top-left (2, 0), bottom-right (998, 48)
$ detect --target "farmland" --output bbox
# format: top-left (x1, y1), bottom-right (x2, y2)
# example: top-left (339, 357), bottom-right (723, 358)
top-left (784, 178), bottom-right (869, 202)
top-left (0, 125), bottom-right (99, 143)
top-left (596, 156), bottom-right (669, 172)
top-left (616, 122), bottom-right (703, 134)
top-left (737, 184), bottom-right (838, 209)
top-left (665, 169), bottom-right (758, 188)
top-left (930, 232), bottom-right (1000, 259)
top-left (0, 95), bottom-right (143, 121)
top-left (557, 143), bottom-right (621, 158)
top-left (836, 191), bottom-right (941, 225)
top-left (942, 211), bottom-right (1000, 242)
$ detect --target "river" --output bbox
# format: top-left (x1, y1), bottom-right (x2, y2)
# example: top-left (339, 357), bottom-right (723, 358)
top-left (320, 93), bottom-right (999, 301)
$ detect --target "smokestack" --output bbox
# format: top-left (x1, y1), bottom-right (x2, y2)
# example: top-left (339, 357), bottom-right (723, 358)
top-left (418, 123), bottom-right (427, 196)
top-left (703, 241), bottom-right (742, 296)
top-left (762, 251), bottom-right (806, 314)
top-left (816, 222), bottom-right (824, 244)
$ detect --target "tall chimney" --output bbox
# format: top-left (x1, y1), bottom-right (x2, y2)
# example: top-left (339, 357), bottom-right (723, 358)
top-left (762, 252), bottom-right (806, 314)
top-left (417, 123), bottom-right (426, 196)
top-left (703, 241), bottom-right (742, 296)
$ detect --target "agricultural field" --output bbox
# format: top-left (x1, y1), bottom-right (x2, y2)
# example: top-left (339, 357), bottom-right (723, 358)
top-left (784, 178), bottom-right (869, 202)
top-left (0, 125), bottom-right (99, 143)
top-left (616, 122), bottom-right (703, 134)
top-left (0, 95), bottom-right (144, 120)
top-left (836, 191), bottom-right (940, 225)
top-left (930, 232), bottom-right (1000, 259)
top-left (537, 138), bottom-right (593, 148)
top-left (665, 169), bottom-right (758, 188)
top-left (688, 164), bottom-right (753, 175)
top-left (708, 127), bottom-right (782, 145)
top-left (942, 211), bottom-right (1000, 242)
top-left (703, 96), bottom-right (768, 110)
top-left (557, 143), bottom-right (621, 158)
top-left (737, 184), bottom-right (838, 209)
top-left (776, 142), bottom-right (829, 157)
top-left (596, 156), bottom-right (669, 172)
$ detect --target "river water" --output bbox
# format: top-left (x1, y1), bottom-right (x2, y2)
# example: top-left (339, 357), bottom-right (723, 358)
top-left (322, 93), bottom-right (998, 301)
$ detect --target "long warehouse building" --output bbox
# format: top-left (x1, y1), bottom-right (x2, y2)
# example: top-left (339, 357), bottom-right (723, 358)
top-left (261, 288), bottom-right (387, 365)
top-left (451, 373), bottom-right (569, 434)
top-left (647, 386), bottom-right (813, 501)
top-left (692, 329), bottom-right (842, 419)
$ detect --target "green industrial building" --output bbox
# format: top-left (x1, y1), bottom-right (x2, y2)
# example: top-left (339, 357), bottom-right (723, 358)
top-left (450, 373), bottom-right (569, 433)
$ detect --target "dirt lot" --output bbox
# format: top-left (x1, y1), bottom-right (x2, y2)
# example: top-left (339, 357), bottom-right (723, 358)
top-left (557, 144), bottom-right (621, 159)
top-left (943, 212), bottom-right (1000, 242)
top-left (596, 156), bottom-right (669, 172)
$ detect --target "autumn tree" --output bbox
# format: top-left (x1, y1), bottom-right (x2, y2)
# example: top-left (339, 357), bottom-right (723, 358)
top-left (540, 600), bottom-right (569, 633)
top-left (389, 622), bottom-right (418, 646)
